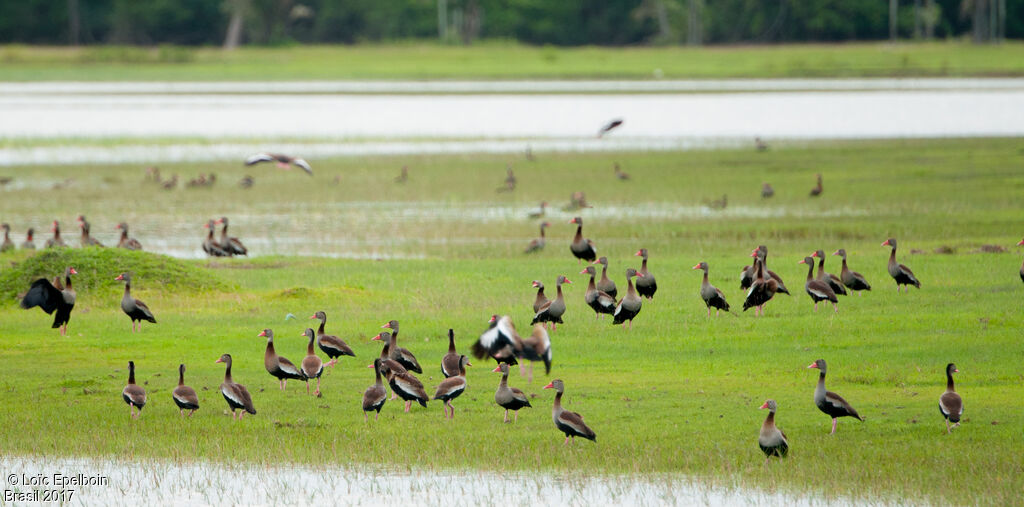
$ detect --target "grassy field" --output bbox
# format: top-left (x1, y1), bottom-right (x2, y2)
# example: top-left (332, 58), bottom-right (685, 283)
top-left (2, 42), bottom-right (1024, 81)
top-left (1, 138), bottom-right (1022, 504)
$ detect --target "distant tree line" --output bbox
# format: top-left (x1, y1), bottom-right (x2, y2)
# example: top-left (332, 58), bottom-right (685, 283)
top-left (1, 0), bottom-right (1018, 47)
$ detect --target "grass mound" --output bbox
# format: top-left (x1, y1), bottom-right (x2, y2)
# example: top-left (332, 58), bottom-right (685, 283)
top-left (0, 248), bottom-right (231, 302)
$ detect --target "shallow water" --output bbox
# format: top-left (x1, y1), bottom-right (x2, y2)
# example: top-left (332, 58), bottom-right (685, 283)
top-left (0, 455), bottom-right (820, 506)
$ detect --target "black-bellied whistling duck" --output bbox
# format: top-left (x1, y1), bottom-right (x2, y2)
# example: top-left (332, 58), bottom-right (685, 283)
top-left (755, 245), bottom-right (790, 295)
top-left (742, 256), bottom-right (777, 316)
top-left (1017, 239), bottom-right (1024, 283)
top-left (882, 238), bottom-right (920, 292)
top-left (517, 324), bottom-right (552, 383)
top-left (44, 220), bottom-right (66, 248)
top-left (373, 342), bottom-right (407, 401)
top-left (761, 182), bottom-right (774, 198)
top-left (940, 363), bottom-right (963, 434)
top-left (758, 399), bottom-right (788, 464)
top-left (260, 328), bottom-right (305, 390)
top-left (441, 329), bottom-right (462, 378)
top-left (612, 268), bottom-right (643, 329)
top-left (755, 137), bottom-right (769, 151)
top-left (433, 355), bottom-right (470, 419)
top-left (832, 249), bottom-right (872, 294)
top-left (20, 227), bottom-right (35, 250)
top-left (122, 360), bottom-right (147, 419)
top-left (706, 194), bottom-right (727, 210)
top-left (592, 256), bottom-right (617, 298)
top-left (635, 248), bottom-right (657, 299)
top-left (544, 379), bottom-right (596, 443)
top-left (740, 260), bottom-right (756, 290)
top-left (493, 363), bottom-right (531, 423)
top-left (532, 275), bottom-right (570, 330)
top-left (472, 315), bottom-right (522, 365)
top-left (20, 266), bottom-right (77, 335)
top-left (388, 363), bottom-right (429, 413)
top-left (203, 220), bottom-right (229, 257)
top-left (799, 257), bottom-right (838, 313)
top-left (811, 250), bottom-right (847, 296)
top-left (395, 165), bottom-right (408, 183)
top-left (564, 191), bottom-right (590, 211)
top-left (311, 311), bottom-right (355, 367)
top-left (568, 217), bottom-right (597, 263)
top-left (116, 222), bottom-right (143, 250)
top-left (76, 216), bottom-right (103, 247)
top-left (809, 174), bottom-right (823, 197)
top-left (614, 162), bottom-right (630, 180)
top-left (116, 272), bottom-right (157, 332)
top-left (245, 153), bottom-right (313, 175)
top-left (378, 321), bottom-right (423, 373)
top-left (581, 266), bottom-right (615, 319)
top-left (0, 223), bottom-right (13, 252)
top-left (216, 217), bottom-right (248, 256)
top-left (216, 353), bottom-right (256, 419)
top-left (598, 118), bottom-right (623, 138)
top-left (496, 165), bottom-right (516, 193)
top-left (531, 281), bottom-right (549, 314)
top-left (363, 358), bottom-right (387, 421)
top-left (239, 175), bottom-right (254, 189)
top-left (524, 222), bottom-right (549, 254)
top-left (693, 262), bottom-right (730, 316)
top-left (172, 364), bottom-right (200, 417)
top-left (808, 359), bottom-right (863, 434)
top-left (527, 201), bottom-right (547, 219)
top-left (300, 328), bottom-right (325, 395)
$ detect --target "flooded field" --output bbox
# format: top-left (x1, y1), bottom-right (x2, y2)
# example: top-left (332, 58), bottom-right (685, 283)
top-left (0, 455), bottom-right (822, 506)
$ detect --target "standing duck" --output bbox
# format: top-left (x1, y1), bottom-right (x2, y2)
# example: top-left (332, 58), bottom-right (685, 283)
top-left (172, 364), bottom-right (200, 417)
top-left (388, 365), bottom-right (429, 413)
top-left (758, 400), bottom-right (789, 464)
top-left (634, 248), bottom-right (658, 299)
top-left (300, 328), bottom-right (325, 395)
top-left (362, 358), bottom-right (387, 421)
top-left (543, 379), bottom-right (596, 443)
top-left (612, 268), bottom-right (643, 329)
top-left (939, 363), bottom-right (963, 434)
top-left (441, 329), bottom-right (462, 378)
top-left (44, 220), bottom-right (67, 248)
top-left (493, 363), bottom-right (531, 423)
top-left (497, 166), bottom-right (516, 192)
top-left (761, 183), bottom-right (774, 198)
top-left (379, 321), bottom-right (423, 373)
top-left (592, 256), bottom-right (618, 298)
top-left (832, 249), bottom-right (872, 294)
top-left (517, 324), bottom-right (552, 383)
top-left (116, 222), bottom-right (143, 250)
top-left (115, 272), bottom-right (157, 332)
top-left (394, 165), bottom-right (408, 184)
top-left (693, 262), bottom-right (730, 316)
top-left (882, 238), bottom-right (921, 291)
top-left (798, 257), bottom-right (838, 313)
top-left (524, 222), bottom-right (549, 254)
top-left (811, 250), bottom-right (847, 296)
top-left (76, 215), bottom-right (103, 247)
top-left (260, 328), bottom-right (305, 390)
top-left (216, 217), bottom-right (248, 256)
top-left (614, 162), bottom-right (630, 180)
top-left (20, 266), bottom-right (76, 335)
top-left (245, 153), bottom-right (313, 175)
top-left (581, 266), bottom-right (615, 319)
top-left (531, 281), bottom-right (550, 314)
top-left (532, 276), bottom-right (570, 330)
top-left (568, 217), bottom-right (597, 263)
top-left (808, 359), bottom-right (863, 434)
top-left (433, 355), bottom-right (470, 419)
top-left (203, 220), bottom-right (230, 257)
top-left (122, 361), bottom-right (147, 419)
top-left (809, 174), bottom-right (823, 197)
top-left (310, 311), bottom-right (354, 367)
top-left (742, 256), bottom-right (778, 316)
top-left (20, 227), bottom-right (35, 250)
top-left (527, 201), bottom-right (547, 219)
top-left (215, 354), bottom-right (256, 419)
top-left (472, 315), bottom-right (522, 365)
top-left (754, 246), bottom-right (790, 295)
top-left (0, 223), bottom-right (13, 252)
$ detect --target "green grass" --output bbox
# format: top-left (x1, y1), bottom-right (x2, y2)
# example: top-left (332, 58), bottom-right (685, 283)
top-left (0, 138), bottom-right (1023, 504)
top-left (2, 41), bottom-right (1024, 81)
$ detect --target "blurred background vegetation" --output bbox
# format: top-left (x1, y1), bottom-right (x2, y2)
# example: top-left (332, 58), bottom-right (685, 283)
top-left (0, 0), bottom-right (1018, 48)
